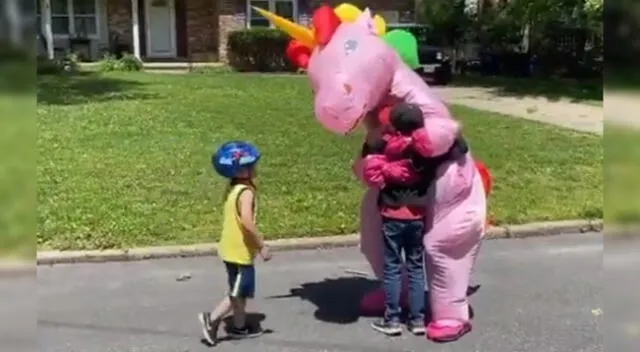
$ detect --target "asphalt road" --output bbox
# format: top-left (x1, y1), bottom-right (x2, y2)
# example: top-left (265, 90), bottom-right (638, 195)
top-left (12, 232), bottom-right (634, 352)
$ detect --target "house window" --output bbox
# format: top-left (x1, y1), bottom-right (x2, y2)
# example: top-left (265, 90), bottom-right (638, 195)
top-left (247, 0), bottom-right (297, 28)
top-left (36, 0), bottom-right (98, 38)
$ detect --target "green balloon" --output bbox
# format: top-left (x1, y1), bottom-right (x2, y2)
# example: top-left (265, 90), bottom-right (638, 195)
top-left (382, 29), bottom-right (420, 69)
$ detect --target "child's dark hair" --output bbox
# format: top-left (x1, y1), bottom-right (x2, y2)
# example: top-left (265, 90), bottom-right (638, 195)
top-left (222, 178), bottom-right (241, 202)
top-left (390, 103), bottom-right (424, 135)
top-left (221, 167), bottom-right (256, 203)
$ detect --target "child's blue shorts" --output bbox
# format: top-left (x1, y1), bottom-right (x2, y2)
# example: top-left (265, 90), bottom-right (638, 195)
top-left (224, 261), bottom-right (255, 299)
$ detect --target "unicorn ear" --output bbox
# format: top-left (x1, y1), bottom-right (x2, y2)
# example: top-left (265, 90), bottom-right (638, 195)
top-left (355, 8), bottom-right (376, 34)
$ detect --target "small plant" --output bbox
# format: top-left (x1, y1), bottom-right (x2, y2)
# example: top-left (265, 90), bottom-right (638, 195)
top-left (98, 53), bottom-right (120, 72)
top-left (98, 53), bottom-right (143, 72)
top-left (62, 52), bottom-right (79, 72)
top-left (117, 53), bottom-right (143, 71)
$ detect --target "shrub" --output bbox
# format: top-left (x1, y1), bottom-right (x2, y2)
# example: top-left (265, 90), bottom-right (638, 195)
top-left (61, 52), bottom-right (80, 72)
top-left (98, 53), bottom-right (143, 72)
top-left (98, 53), bottom-right (120, 72)
top-left (37, 56), bottom-right (63, 75)
top-left (118, 53), bottom-right (143, 71)
top-left (227, 28), bottom-right (295, 72)
top-left (36, 52), bottom-right (80, 75)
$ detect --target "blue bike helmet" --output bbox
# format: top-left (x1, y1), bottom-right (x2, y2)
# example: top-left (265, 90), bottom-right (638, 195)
top-left (212, 141), bottom-right (261, 179)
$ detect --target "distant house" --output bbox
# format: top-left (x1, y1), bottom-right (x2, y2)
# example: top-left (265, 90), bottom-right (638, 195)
top-left (36, 0), bottom-right (419, 62)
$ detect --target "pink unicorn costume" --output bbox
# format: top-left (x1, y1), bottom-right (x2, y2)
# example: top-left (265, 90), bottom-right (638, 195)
top-left (254, 3), bottom-right (488, 341)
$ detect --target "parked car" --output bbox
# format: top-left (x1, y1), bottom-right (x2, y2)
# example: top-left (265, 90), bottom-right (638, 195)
top-left (414, 45), bottom-right (453, 85)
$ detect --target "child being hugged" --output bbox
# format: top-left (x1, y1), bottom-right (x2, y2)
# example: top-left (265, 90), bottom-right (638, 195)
top-left (361, 103), bottom-right (430, 336)
top-left (198, 141), bottom-right (271, 346)
top-left (361, 102), bottom-right (469, 336)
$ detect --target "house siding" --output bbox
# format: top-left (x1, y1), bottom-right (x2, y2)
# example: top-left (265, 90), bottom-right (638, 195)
top-left (105, 0), bottom-right (219, 61)
top-left (186, 0), bottom-right (219, 61)
top-left (216, 0), bottom-right (417, 62)
top-left (218, 0), bottom-right (245, 62)
top-left (106, 0), bottom-right (137, 54)
top-left (38, 0), bottom-right (110, 60)
top-left (41, 0), bottom-right (416, 62)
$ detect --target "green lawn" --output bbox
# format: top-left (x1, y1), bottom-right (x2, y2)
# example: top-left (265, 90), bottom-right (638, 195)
top-left (453, 74), bottom-right (603, 105)
top-left (36, 72), bottom-right (603, 250)
top-left (604, 124), bottom-right (640, 225)
top-left (1, 95), bottom-right (35, 259)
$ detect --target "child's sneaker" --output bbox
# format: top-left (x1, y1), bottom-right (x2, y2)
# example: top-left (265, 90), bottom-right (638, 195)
top-left (406, 319), bottom-right (426, 335)
top-left (227, 324), bottom-right (264, 339)
top-left (197, 312), bottom-right (220, 345)
top-left (371, 319), bottom-right (402, 336)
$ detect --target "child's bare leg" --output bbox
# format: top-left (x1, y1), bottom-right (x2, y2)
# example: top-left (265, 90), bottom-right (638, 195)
top-left (198, 296), bottom-right (232, 345)
top-left (231, 297), bottom-right (247, 328)
top-left (211, 296), bottom-right (232, 322)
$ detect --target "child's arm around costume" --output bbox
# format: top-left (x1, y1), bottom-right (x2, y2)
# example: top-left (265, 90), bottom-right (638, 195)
top-left (238, 188), bottom-right (271, 261)
top-left (359, 138), bottom-right (418, 188)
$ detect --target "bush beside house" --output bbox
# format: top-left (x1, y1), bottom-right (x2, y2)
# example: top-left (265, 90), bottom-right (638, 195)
top-left (226, 28), bottom-right (296, 72)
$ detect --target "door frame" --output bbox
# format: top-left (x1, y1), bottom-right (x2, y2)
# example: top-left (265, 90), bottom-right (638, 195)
top-left (144, 0), bottom-right (177, 58)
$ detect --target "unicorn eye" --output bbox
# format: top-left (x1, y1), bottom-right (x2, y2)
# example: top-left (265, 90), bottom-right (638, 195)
top-left (344, 39), bottom-right (358, 55)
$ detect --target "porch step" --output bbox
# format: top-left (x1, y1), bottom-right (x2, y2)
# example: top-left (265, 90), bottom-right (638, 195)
top-left (78, 61), bottom-right (225, 71)
top-left (142, 62), bottom-right (224, 70)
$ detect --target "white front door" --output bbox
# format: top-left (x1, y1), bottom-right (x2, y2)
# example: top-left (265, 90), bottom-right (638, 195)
top-left (145, 0), bottom-right (176, 58)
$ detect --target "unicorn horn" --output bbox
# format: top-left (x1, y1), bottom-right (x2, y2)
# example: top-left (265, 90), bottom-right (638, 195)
top-left (252, 7), bottom-right (316, 49)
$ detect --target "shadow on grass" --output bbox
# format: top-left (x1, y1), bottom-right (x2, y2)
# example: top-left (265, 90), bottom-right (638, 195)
top-left (37, 71), bottom-right (157, 106)
top-left (605, 69), bottom-right (640, 92)
top-left (0, 61), bottom-right (35, 95)
top-left (451, 74), bottom-right (603, 104)
top-left (266, 277), bottom-right (480, 325)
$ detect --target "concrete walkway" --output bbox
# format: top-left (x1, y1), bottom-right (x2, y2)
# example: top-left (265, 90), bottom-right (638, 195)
top-left (433, 86), bottom-right (603, 135)
top-left (605, 90), bottom-right (640, 130)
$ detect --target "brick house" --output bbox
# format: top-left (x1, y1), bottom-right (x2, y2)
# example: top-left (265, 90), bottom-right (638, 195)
top-left (37, 0), bottom-right (418, 62)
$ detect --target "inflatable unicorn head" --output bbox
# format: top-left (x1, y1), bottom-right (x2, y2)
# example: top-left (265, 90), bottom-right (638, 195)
top-left (253, 3), bottom-right (421, 135)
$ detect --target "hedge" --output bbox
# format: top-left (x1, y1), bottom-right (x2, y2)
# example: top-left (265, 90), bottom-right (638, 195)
top-left (226, 28), bottom-right (296, 72)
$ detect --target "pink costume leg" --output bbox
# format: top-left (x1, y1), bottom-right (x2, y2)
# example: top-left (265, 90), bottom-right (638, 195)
top-left (358, 188), bottom-right (410, 315)
top-left (359, 188), bottom-right (384, 279)
top-left (425, 170), bottom-right (486, 342)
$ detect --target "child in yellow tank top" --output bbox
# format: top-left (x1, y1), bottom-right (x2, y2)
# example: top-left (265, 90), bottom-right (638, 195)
top-left (218, 182), bottom-right (258, 265)
top-left (198, 141), bottom-right (271, 346)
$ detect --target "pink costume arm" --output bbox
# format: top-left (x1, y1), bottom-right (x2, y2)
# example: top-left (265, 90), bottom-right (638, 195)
top-left (390, 67), bottom-right (461, 157)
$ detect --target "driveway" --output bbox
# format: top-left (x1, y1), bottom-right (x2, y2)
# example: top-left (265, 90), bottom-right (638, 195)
top-left (31, 233), bottom-right (611, 352)
top-left (604, 90), bottom-right (640, 130)
top-left (434, 86), bottom-right (603, 135)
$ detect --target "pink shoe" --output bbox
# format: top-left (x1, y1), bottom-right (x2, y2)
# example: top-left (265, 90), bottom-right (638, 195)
top-left (359, 289), bottom-right (385, 316)
top-left (359, 288), bottom-right (410, 316)
top-left (426, 320), bottom-right (472, 343)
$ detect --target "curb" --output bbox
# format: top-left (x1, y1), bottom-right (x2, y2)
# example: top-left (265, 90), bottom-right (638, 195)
top-left (36, 219), bottom-right (602, 266)
top-left (0, 260), bottom-right (35, 277)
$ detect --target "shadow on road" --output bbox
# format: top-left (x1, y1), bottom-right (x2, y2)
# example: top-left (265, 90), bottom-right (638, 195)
top-left (267, 277), bottom-right (378, 324)
top-left (267, 277), bottom-right (482, 325)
